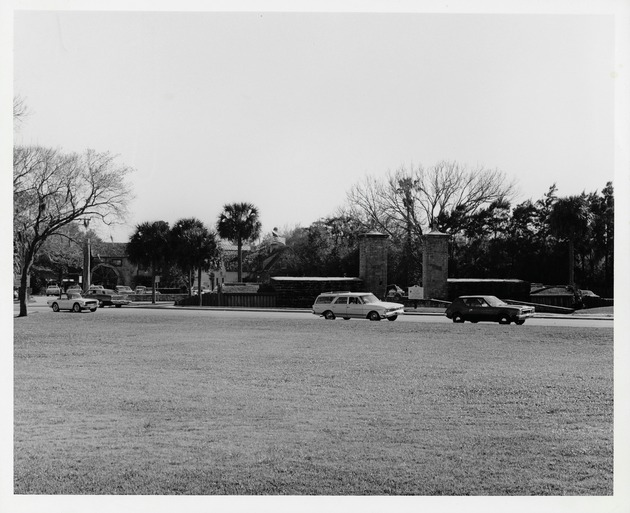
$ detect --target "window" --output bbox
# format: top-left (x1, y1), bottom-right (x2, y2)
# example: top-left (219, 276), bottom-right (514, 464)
top-left (335, 297), bottom-right (348, 305)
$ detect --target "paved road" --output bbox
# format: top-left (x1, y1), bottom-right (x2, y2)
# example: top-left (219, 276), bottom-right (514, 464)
top-left (18, 296), bottom-right (614, 328)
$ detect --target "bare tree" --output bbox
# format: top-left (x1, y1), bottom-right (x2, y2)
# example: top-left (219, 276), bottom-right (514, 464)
top-left (13, 95), bottom-right (29, 131)
top-left (13, 145), bottom-right (133, 316)
top-left (345, 161), bottom-right (516, 236)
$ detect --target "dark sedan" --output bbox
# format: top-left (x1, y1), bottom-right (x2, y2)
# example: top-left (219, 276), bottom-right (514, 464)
top-left (445, 295), bottom-right (535, 325)
top-left (84, 288), bottom-right (131, 308)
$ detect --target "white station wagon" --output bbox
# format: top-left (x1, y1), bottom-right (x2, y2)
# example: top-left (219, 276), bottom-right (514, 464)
top-left (312, 291), bottom-right (405, 321)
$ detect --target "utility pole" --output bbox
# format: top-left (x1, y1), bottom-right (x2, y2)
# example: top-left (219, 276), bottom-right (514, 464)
top-left (82, 219), bottom-right (91, 293)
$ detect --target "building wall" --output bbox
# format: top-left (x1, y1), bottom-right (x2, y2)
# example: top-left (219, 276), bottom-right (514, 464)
top-left (422, 231), bottom-right (450, 300)
top-left (270, 277), bottom-right (363, 308)
top-left (359, 232), bottom-right (389, 299)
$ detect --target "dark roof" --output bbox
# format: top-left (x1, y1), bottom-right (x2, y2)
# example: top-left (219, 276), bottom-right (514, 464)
top-left (271, 277), bottom-right (362, 282)
top-left (92, 241), bottom-right (128, 258)
top-left (448, 278), bottom-right (528, 283)
top-left (530, 286), bottom-right (575, 296)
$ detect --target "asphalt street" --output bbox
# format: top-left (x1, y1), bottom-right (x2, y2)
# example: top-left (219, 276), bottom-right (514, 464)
top-left (17, 295), bottom-right (614, 328)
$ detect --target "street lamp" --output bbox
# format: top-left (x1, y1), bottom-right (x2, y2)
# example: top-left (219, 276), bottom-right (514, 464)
top-left (82, 218), bottom-right (91, 293)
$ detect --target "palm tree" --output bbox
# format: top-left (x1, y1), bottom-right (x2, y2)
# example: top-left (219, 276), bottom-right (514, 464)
top-left (216, 202), bottom-right (262, 282)
top-left (548, 195), bottom-right (591, 287)
top-left (171, 218), bottom-right (220, 305)
top-left (126, 221), bottom-right (171, 303)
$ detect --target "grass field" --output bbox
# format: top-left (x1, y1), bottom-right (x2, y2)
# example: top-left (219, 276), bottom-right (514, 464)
top-left (13, 310), bottom-right (613, 495)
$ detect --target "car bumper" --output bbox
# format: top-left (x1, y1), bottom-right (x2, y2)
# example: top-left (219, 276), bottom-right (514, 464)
top-left (382, 308), bottom-right (405, 318)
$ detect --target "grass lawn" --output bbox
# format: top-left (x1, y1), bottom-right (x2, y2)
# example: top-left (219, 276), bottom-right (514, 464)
top-left (13, 310), bottom-right (613, 495)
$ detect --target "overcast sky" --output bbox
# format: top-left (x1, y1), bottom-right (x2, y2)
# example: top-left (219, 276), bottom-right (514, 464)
top-left (12, 8), bottom-right (619, 242)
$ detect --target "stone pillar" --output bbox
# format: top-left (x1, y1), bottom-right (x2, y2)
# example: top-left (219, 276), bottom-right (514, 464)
top-left (422, 229), bottom-right (449, 300)
top-left (359, 231), bottom-right (389, 299)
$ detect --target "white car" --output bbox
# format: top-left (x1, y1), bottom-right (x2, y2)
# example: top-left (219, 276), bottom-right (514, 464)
top-left (312, 291), bottom-right (405, 321)
top-left (45, 284), bottom-right (61, 296)
top-left (47, 292), bottom-right (99, 313)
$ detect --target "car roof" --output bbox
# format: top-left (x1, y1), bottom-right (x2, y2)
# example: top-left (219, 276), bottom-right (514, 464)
top-left (318, 291), bottom-right (373, 296)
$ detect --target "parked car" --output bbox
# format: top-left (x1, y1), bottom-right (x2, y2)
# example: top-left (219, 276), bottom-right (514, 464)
top-left (115, 285), bottom-right (134, 295)
top-left (134, 286), bottom-right (160, 296)
top-left (66, 284), bottom-right (82, 293)
top-left (45, 284), bottom-right (61, 296)
top-left (88, 285), bottom-right (105, 292)
top-left (445, 295), bottom-right (535, 325)
top-left (84, 288), bottom-right (131, 308)
top-left (312, 291), bottom-right (405, 321)
top-left (47, 292), bottom-right (99, 313)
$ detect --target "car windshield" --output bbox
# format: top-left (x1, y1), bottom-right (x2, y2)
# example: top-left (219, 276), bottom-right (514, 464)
top-left (360, 294), bottom-right (379, 304)
top-left (484, 296), bottom-right (507, 307)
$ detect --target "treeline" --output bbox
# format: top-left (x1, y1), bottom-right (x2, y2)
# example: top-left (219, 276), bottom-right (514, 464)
top-left (249, 169), bottom-right (613, 297)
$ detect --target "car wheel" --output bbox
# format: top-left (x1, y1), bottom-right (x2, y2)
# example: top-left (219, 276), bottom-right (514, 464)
top-left (115, 304), bottom-right (122, 308)
top-left (498, 314), bottom-right (511, 325)
top-left (343, 317), bottom-right (350, 320)
top-left (72, 303), bottom-right (81, 313)
top-left (387, 315), bottom-right (398, 321)
top-left (471, 320), bottom-right (478, 323)
top-left (368, 311), bottom-right (381, 321)
top-left (90, 308), bottom-right (97, 313)
top-left (515, 320), bottom-right (525, 325)
top-left (52, 303), bottom-right (60, 312)
top-left (323, 310), bottom-right (335, 320)
top-left (452, 313), bottom-right (464, 323)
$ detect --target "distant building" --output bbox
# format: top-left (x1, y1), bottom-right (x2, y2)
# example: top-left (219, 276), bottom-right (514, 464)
top-left (90, 241), bottom-right (144, 288)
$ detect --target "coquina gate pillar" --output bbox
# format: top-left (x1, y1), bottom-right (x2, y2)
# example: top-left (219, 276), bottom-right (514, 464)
top-left (359, 231), bottom-right (389, 299)
top-left (422, 229), bottom-right (450, 300)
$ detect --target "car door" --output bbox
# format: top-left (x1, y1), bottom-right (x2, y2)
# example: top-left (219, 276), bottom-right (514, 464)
top-left (332, 296), bottom-right (349, 317)
top-left (57, 294), bottom-right (71, 310)
top-left (460, 298), bottom-right (478, 320)
top-left (476, 298), bottom-right (497, 321)
top-left (346, 296), bottom-right (365, 318)
top-left (463, 298), bottom-right (487, 321)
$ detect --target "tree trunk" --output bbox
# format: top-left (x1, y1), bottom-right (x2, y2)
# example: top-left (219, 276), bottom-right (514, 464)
top-left (17, 248), bottom-right (35, 317)
top-left (237, 238), bottom-right (243, 283)
top-left (568, 239), bottom-right (575, 287)
top-left (151, 264), bottom-right (156, 304)
top-left (197, 266), bottom-right (202, 306)
top-left (18, 265), bottom-right (30, 317)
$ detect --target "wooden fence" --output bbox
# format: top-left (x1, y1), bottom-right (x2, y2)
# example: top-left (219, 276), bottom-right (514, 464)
top-left (176, 293), bottom-right (277, 308)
